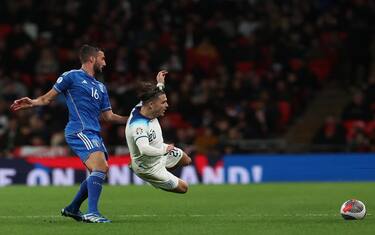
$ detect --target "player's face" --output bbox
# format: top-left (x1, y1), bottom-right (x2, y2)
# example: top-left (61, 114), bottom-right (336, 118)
top-left (151, 94), bottom-right (168, 118)
top-left (93, 51), bottom-right (106, 74)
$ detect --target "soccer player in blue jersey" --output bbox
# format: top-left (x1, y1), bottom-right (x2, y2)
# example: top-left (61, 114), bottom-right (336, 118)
top-left (10, 45), bottom-right (129, 223)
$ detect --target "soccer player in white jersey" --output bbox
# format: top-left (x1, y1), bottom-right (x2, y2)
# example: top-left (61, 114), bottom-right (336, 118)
top-left (125, 72), bottom-right (192, 193)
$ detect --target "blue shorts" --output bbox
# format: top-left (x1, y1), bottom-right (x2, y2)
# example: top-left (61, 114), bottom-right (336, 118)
top-left (65, 131), bottom-right (108, 162)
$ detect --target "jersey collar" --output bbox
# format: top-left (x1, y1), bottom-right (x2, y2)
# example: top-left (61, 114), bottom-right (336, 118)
top-left (80, 69), bottom-right (97, 81)
top-left (135, 107), bottom-right (151, 120)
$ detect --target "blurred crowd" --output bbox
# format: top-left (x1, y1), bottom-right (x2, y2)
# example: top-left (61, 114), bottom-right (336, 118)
top-left (313, 81), bottom-right (375, 152)
top-left (0, 0), bottom-right (374, 157)
top-left (311, 0), bottom-right (375, 153)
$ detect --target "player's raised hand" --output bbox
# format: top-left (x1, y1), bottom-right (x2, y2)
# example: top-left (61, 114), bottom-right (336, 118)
top-left (10, 97), bottom-right (34, 111)
top-left (156, 70), bottom-right (168, 85)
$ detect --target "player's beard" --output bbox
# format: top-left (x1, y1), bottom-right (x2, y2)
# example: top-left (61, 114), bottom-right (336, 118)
top-left (93, 62), bottom-right (102, 75)
top-left (156, 108), bottom-right (166, 117)
top-left (150, 108), bottom-right (162, 119)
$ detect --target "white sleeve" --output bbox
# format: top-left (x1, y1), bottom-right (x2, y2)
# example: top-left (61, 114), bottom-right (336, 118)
top-left (136, 137), bottom-right (168, 156)
top-left (130, 120), bottom-right (168, 156)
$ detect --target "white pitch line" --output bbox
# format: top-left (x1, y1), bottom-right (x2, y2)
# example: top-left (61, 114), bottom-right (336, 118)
top-left (1, 213), bottom-right (370, 219)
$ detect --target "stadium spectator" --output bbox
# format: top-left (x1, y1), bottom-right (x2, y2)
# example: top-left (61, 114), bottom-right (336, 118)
top-left (0, 0), bottom-right (374, 155)
top-left (342, 92), bottom-right (372, 121)
top-left (313, 115), bottom-right (346, 151)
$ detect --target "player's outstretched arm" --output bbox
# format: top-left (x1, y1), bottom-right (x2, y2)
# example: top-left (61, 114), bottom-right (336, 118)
top-left (101, 110), bottom-right (128, 124)
top-left (10, 88), bottom-right (59, 111)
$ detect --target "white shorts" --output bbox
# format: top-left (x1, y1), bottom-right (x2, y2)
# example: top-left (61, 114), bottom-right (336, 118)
top-left (165, 147), bottom-right (184, 169)
top-left (133, 147), bottom-right (183, 190)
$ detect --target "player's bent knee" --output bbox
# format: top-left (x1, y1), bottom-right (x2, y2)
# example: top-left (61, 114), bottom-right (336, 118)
top-left (101, 164), bottom-right (109, 173)
top-left (182, 185), bottom-right (188, 193)
top-left (181, 185), bottom-right (188, 193)
top-left (92, 163), bottom-right (109, 173)
top-left (176, 180), bottom-right (188, 193)
top-left (86, 152), bottom-right (109, 173)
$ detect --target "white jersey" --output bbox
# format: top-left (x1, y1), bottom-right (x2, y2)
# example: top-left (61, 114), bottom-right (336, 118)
top-left (125, 103), bottom-right (184, 189)
top-left (125, 103), bottom-right (166, 173)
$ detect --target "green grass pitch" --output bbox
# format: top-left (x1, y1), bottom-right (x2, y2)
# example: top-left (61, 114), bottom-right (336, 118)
top-left (0, 183), bottom-right (374, 235)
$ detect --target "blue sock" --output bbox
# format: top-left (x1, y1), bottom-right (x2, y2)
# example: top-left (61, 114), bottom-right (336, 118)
top-left (67, 179), bottom-right (88, 212)
top-left (87, 171), bottom-right (106, 214)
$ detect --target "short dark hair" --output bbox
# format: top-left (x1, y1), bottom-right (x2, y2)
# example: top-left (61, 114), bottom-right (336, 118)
top-left (137, 82), bottom-right (165, 103)
top-left (79, 44), bottom-right (100, 63)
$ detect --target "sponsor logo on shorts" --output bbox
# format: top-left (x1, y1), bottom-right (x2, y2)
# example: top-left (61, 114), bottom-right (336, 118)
top-left (92, 139), bottom-right (100, 148)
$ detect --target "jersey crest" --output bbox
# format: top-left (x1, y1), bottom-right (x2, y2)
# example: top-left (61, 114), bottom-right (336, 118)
top-left (136, 127), bottom-right (144, 135)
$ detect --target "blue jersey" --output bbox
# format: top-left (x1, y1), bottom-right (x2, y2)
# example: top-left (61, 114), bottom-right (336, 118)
top-left (53, 69), bottom-right (112, 135)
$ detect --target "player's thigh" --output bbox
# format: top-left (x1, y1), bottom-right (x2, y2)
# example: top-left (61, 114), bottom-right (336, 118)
top-left (65, 131), bottom-right (109, 172)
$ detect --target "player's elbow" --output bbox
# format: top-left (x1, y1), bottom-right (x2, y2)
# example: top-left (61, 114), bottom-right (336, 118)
top-left (39, 97), bottom-right (52, 106)
top-left (139, 149), bottom-right (153, 157)
top-left (101, 113), bottom-right (112, 122)
top-left (139, 149), bottom-right (146, 156)
top-left (138, 147), bottom-right (146, 156)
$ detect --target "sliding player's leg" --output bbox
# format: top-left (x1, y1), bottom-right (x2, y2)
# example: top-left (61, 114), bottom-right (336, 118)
top-left (166, 149), bottom-right (192, 171)
top-left (135, 167), bottom-right (189, 194)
